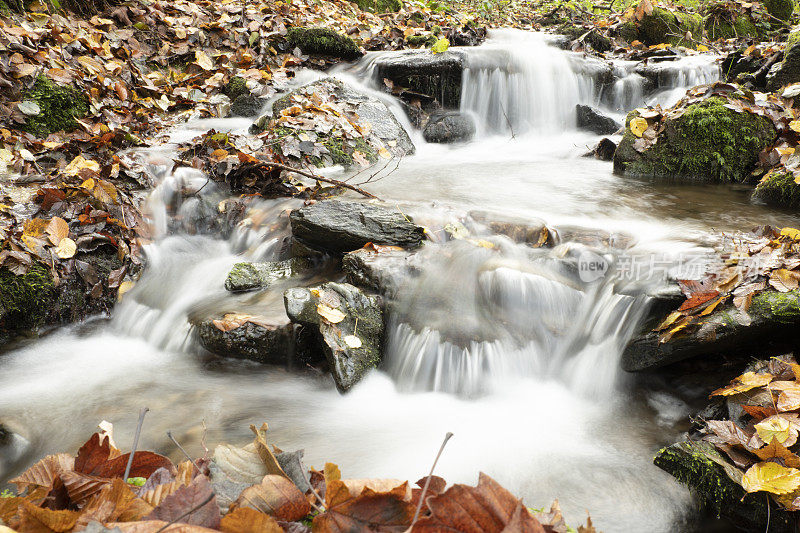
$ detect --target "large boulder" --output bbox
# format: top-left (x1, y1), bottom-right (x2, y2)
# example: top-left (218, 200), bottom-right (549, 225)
top-left (620, 6), bottom-right (703, 46)
top-left (654, 440), bottom-right (793, 532)
top-left (343, 247), bottom-right (418, 296)
top-left (423, 113), bottom-right (476, 143)
top-left (225, 258), bottom-right (309, 292)
top-left (767, 31), bottom-right (800, 91)
top-left (290, 200), bottom-right (425, 254)
top-left (575, 104), bottom-right (620, 135)
top-left (252, 78), bottom-right (414, 169)
top-left (622, 289), bottom-right (800, 371)
top-left (284, 282), bottom-right (384, 392)
top-left (286, 28), bottom-right (362, 61)
top-left (372, 50), bottom-right (466, 109)
top-left (614, 96), bottom-right (776, 182)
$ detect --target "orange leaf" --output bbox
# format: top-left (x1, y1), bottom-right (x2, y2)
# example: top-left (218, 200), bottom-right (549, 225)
top-left (219, 508), bottom-right (283, 533)
top-left (234, 475), bottom-right (310, 521)
top-left (10, 454), bottom-right (74, 492)
top-left (19, 501), bottom-right (80, 533)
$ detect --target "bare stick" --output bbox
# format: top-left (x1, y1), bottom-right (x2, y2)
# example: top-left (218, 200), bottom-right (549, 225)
top-left (123, 407), bottom-right (150, 482)
top-left (167, 431), bottom-right (201, 475)
top-left (154, 493), bottom-right (215, 533)
top-left (412, 432), bottom-right (454, 525)
top-left (260, 161), bottom-right (379, 199)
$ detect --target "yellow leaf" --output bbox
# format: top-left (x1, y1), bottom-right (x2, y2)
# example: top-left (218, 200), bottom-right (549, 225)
top-left (195, 50), bottom-right (214, 71)
top-left (790, 121), bottom-right (800, 133)
top-left (781, 227), bottom-right (800, 240)
top-left (742, 462), bottom-right (800, 495)
top-left (630, 117), bottom-right (649, 138)
top-left (756, 416), bottom-right (792, 444)
top-left (696, 44), bottom-right (709, 52)
top-left (710, 371), bottom-right (774, 396)
top-left (55, 238), bottom-right (77, 259)
top-left (343, 335), bottom-right (362, 348)
top-left (64, 155), bottom-right (100, 177)
top-left (431, 38), bottom-right (450, 54)
top-left (317, 303), bottom-right (346, 323)
top-left (117, 280), bottom-right (135, 299)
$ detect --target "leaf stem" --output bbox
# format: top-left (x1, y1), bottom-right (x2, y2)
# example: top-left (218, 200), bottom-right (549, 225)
top-left (412, 431), bottom-right (454, 525)
top-left (123, 407), bottom-right (149, 482)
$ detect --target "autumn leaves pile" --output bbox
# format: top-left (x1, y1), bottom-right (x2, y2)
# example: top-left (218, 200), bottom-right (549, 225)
top-left (0, 422), bottom-right (598, 532)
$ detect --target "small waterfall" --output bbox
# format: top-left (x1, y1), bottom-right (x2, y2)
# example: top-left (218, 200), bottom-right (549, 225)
top-left (459, 30), bottom-right (597, 135)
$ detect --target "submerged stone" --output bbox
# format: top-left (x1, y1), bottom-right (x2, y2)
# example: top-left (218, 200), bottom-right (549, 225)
top-left (225, 258), bottom-right (308, 292)
top-left (290, 200), bottom-right (425, 253)
top-left (284, 282), bottom-right (384, 392)
top-left (423, 112), bottom-right (476, 143)
top-left (197, 319), bottom-right (295, 365)
top-left (575, 104), bottom-right (620, 135)
top-left (614, 97), bottom-right (776, 182)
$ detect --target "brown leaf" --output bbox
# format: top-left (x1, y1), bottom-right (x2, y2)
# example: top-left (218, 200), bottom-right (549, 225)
top-left (59, 471), bottom-right (112, 507)
top-left (234, 475), bottom-right (310, 521)
top-left (250, 423), bottom-right (288, 479)
top-left (705, 420), bottom-right (752, 448)
top-left (108, 520), bottom-right (220, 532)
top-left (92, 451), bottom-right (175, 479)
top-left (145, 476), bottom-right (220, 529)
top-left (75, 433), bottom-right (113, 474)
top-left (10, 454), bottom-right (75, 492)
top-left (45, 217), bottom-right (69, 246)
top-left (412, 473), bottom-right (542, 533)
top-left (77, 478), bottom-right (154, 527)
top-left (220, 507), bottom-right (284, 533)
top-left (314, 482), bottom-right (415, 533)
top-left (752, 440), bottom-right (800, 468)
top-left (19, 500), bottom-right (80, 533)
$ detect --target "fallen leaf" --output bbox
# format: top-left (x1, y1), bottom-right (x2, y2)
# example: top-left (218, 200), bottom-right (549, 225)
top-left (219, 507), bottom-right (283, 533)
top-left (317, 303), bottom-right (345, 323)
top-left (742, 462), bottom-right (800, 495)
top-left (233, 475), bottom-right (310, 521)
top-left (711, 371), bottom-right (774, 396)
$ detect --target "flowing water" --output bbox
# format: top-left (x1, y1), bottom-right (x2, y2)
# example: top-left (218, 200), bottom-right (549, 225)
top-left (2, 28), bottom-right (800, 531)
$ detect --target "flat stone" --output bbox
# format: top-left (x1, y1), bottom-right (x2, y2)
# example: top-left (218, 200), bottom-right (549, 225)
top-left (224, 258), bottom-right (308, 292)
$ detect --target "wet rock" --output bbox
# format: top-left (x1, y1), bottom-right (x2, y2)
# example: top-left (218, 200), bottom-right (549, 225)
top-left (622, 289), bottom-right (800, 371)
top-left (225, 258), bottom-right (309, 292)
top-left (372, 50), bottom-right (466, 109)
top-left (284, 282), bottom-right (383, 392)
top-left (635, 7), bottom-right (703, 46)
top-left (589, 137), bottom-right (616, 161)
top-left (469, 210), bottom-right (555, 247)
top-left (614, 97), bottom-right (776, 182)
top-left (197, 318), bottom-right (295, 365)
top-left (654, 440), bottom-right (793, 532)
top-left (252, 78), bottom-right (414, 168)
top-left (286, 27), bottom-right (362, 61)
top-left (342, 247), bottom-right (416, 296)
top-left (352, 0), bottom-right (401, 13)
top-left (575, 105), bottom-right (620, 135)
top-left (423, 113), bottom-right (476, 143)
top-left (223, 76), bottom-right (249, 101)
top-left (753, 169), bottom-right (800, 208)
top-left (447, 25), bottom-right (486, 47)
top-left (229, 94), bottom-right (263, 117)
top-left (0, 423), bottom-right (10, 446)
top-left (290, 200), bottom-right (425, 254)
top-left (767, 31), bottom-right (800, 91)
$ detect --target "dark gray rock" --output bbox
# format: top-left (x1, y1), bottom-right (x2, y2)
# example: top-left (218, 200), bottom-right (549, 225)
top-left (576, 105), bottom-right (620, 135)
top-left (343, 247), bottom-right (416, 296)
top-left (197, 318), bottom-right (294, 365)
top-left (284, 282), bottom-right (383, 392)
top-left (230, 94), bottom-right (264, 117)
top-left (225, 258), bottom-right (308, 292)
top-left (423, 113), bottom-right (476, 143)
top-left (591, 137), bottom-right (617, 161)
top-left (623, 289), bottom-right (800, 372)
top-left (655, 440), bottom-right (793, 532)
top-left (290, 200), bottom-right (425, 254)
top-left (767, 36), bottom-right (800, 91)
top-left (372, 50), bottom-right (466, 109)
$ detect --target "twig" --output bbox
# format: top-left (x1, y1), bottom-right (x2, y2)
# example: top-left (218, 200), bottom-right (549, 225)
top-left (167, 431), bottom-right (201, 475)
top-left (411, 432), bottom-right (454, 525)
top-left (260, 161), bottom-right (379, 199)
top-left (123, 407), bottom-right (150, 482)
top-left (154, 493), bottom-right (215, 533)
top-left (298, 468), bottom-right (326, 514)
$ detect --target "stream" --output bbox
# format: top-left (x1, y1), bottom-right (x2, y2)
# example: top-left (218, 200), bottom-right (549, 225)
top-left (3, 28), bottom-right (800, 532)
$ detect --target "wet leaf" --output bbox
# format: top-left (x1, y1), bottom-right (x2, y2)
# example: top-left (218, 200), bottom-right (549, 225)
top-left (145, 476), bottom-right (220, 529)
top-left (742, 462), bottom-right (800, 495)
top-left (233, 475), bottom-right (310, 521)
top-left (10, 454), bottom-right (74, 492)
top-left (755, 416), bottom-right (796, 445)
top-left (316, 303), bottom-right (345, 323)
top-left (56, 237), bottom-right (77, 259)
top-left (630, 117), bottom-right (648, 137)
top-left (710, 371), bottom-right (774, 396)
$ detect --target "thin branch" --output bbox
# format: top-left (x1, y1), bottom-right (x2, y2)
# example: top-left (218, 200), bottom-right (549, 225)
top-left (412, 432), bottom-right (454, 525)
top-left (123, 407), bottom-right (150, 482)
top-left (167, 431), bottom-right (201, 475)
top-left (261, 161), bottom-right (379, 199)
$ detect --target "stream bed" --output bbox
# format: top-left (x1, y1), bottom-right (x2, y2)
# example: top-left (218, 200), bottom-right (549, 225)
top-left (3, 29), bottom-right (800, 532)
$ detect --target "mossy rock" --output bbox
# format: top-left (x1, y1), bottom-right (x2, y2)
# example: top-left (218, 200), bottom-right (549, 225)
top-left (752, 170), bottom-right (800, 208)
top-left (0, 263), bottom-right (55, 331)
top-left (352, 0), bottom-right (401, 12)
top-left (223, 76), bottom-right (249, 101)
top-left (766, 31), bottom-right (800, 90)
top-left (614, 97), bottom-right (777, 182)
top-left (287, 27), bottom-right (362, 61)
top-left (406, 34), bottom-right (437, 47)
top-left (654, 440), bottom-right (793, 531)
top-left (763, 0), bottom-right (793, 21)
top-left (617, 20), bottom-right (640, 43)
top-left (637, 7), bottom-right (703, 45)
top-left (23, 76), bottom-right (87, 137)
top-left (705, 15), bottom-right (761, 40)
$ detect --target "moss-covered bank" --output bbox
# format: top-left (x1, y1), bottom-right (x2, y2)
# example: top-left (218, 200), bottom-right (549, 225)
top-left (614, 97), bottom-right (776, 182)
top-left (0, 263), bottom-right (56, 331)
top-left (23, 76), bottom-right (88, 138)
top-left (752, 170), bottom-right (800, 208)
top-left (352, 0), bottom-right (401, 13)
top-left (287, 28), bottom-right (362, 60)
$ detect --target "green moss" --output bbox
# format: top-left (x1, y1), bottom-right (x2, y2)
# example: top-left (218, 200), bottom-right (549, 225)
top-left (705, 15), bottom-right (761, 40)
top-left (23, 75), bottom-right (87, 137)
top-left (616, 97), bottom-right (776, 182)
top-left (787, 29), bottom-right (800, 49)
top-left (0, 263), bottom-right (55, 330)
top-left (638, 7), bottom-right (702, 45)
top-left (763, 0), bottom-right (793, 21)
top-left (0, 0), bottom-right (11, 15)
top-left (749, 290), bottom-right (800, 322)
top-left (352, 0), bottom-right (401, 12)
top-left (287, 27), bottom-right (362, 60)
top-left (224, 76), bottom-right (248, 101)
top-left (407, 34), bottom-right (437, 47)
top-left (753, 170), bottom-right (800, 208)
top-left (618, 20), bottom-right (640, 42)
top-left (318, 135), bottom-right (377, 167)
